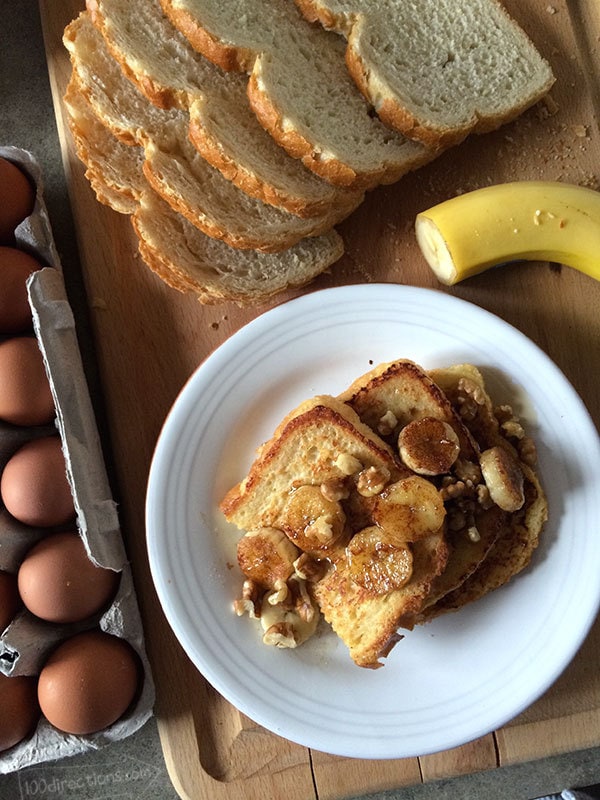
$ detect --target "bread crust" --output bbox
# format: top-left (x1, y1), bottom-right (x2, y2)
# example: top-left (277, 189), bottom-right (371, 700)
top-left (187, 99), bottom-right (364, 218)
top-left (248, 73), bottom-right (362, 189)
top-left (295, 0), bottom-right (555, 149)
top-left (81, 6), bottom-right (361, 218)
top-left (64, 68), bottom-right (346, 304)
top-left (345, 46), bottom-right (468, 151)
top-left (158, 0), bottom-right (433, 189)
top-left (160, 0), bottom-right (254, 72)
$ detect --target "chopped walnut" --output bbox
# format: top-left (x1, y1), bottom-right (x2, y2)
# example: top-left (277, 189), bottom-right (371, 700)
top-left (260, 577), bottom-right (320, 648)
top-left (307, 515), bottom-right (336, 543)
top-left (233, 579), bottom-right (263, 618)
top-left (440, 479), bottom-right (468, 501)
top-left (518, 436), bottom-right (538, 466)
top-left (266, 577), bottom-right (289, 605)
top-left (494, 404), bottom-right (515, 425)
top-left (356, 465), bottom-right (391, 497)
top-left (377, 409), bottom-right (398, 436)
top-left (501, 419), bottom-right (525, 441)
top-left (321, 477), bottom-right (350, 502)
top-left (262, 622), bottom-right (298, 648)
top-left (293, 552), bottom-right (329, 582)
top-left (290, 576), bottom-right (316, 623)
top-left (454, 458), bottom-right (482, 485)
top-left (458, 377), bottom-right (487, 406)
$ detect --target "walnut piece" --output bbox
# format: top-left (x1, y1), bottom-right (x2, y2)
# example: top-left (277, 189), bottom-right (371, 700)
top-left (356, 465), bottom-right (391, 497)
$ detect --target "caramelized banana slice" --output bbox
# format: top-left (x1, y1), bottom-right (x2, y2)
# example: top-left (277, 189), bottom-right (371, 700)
top-left (237, 527), bottom-right (300, 588)
top-left (479, 446), bottom-right (525, 512)
top-left (372, 476), bottom-right (446, 543)
top-left (398, 417), bottom-right (460, 475)
top-left (280, 484), bottom-right (346, 552)
top-left (346, 526), bottom-right (413, 595)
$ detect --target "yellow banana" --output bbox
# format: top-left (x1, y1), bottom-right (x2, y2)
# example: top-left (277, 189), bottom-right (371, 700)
top-left (415, 181), bottom-right (600, 285)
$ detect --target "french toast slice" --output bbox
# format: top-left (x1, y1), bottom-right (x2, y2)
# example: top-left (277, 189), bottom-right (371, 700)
top-left (339, 359), bottom-right (478, 460)
top-left (422, 364), bottom-right (548, 616)
top-left (221, 395), bottom-right (405, 530)
top-left (313, 528), bottom-right (448, 668)
top-left (221, 394), bottom-right (450, 668)
top-left (339, 359), bottom-right (546, 619)
top-left (221, 361), bottom-right (547, 668)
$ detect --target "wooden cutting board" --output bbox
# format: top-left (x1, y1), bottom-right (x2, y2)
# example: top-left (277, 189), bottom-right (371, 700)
top-left (40, 1), bottom-right (600, 797)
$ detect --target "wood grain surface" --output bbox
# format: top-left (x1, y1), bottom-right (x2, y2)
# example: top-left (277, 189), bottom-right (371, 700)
top-left (39, 0), bottom-right (600, 798)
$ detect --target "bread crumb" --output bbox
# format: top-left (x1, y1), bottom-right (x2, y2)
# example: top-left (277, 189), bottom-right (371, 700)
top-left (572, 125), bottom-right (589, 138)
top-left (546, 5), bottom-right (557, 13)
top-left (536, 95), bottom-right (559, 120)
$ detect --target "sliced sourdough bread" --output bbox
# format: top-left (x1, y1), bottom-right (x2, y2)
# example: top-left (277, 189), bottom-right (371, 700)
top-left (64, 81), bottom-right (344, 304)
top-left (159, 0), bottom-right (435, 188)
top-left (83, 0), bottom-right (362, 218)
top-left (64, 13), bottom-right (358, 253)
top-left (294, 0), bottom-right (555, 148)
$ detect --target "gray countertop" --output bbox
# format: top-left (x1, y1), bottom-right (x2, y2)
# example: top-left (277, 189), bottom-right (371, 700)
top-left (1, 3), bottom-right (600, 799)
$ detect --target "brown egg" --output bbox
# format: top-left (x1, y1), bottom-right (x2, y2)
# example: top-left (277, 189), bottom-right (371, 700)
top-left (1, 436), bottom-right (75, 527)
top-left (0, 336), bottom-right (55, 426)
top-left (0, 247), bottom-right (42, 333)
top-left (0, 673), bottom-right (39, 752)
top-left (0, 158), bottom-right (35, 245)
top-left (18, 531), bottom-right (120, 624)
top-left (38, 631), bottom-right (141, 735)
top-left (0, 570), bottom-right (20, 632)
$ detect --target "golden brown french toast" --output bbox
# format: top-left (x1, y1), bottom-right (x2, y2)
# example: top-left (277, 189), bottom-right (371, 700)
top-left (220, 360), bottom-right (547, 669)
top-left (340, 359), bottom-right (478, 460)
top-left (221, 393), bottom-right (450, 666)
top-left (422, 364), bottom-right (548, 616)
top-left (221, 395), bottom-right (406, 530)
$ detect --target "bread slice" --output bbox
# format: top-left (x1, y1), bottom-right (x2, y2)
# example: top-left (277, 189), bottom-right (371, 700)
top-left (313, 529), bottom-right (448, 667)
top-left (82, 0), bottom-right (362, 219)
top-left (422, 364), bottom-right (548, 613)
top-left (64, 81), bottom-right (344, 304)
top-left (221, 395), bottom-right (450, 668)
top-left (159, 0), bottom-right (435, 188)
top-left (339, 358), bottom-right (478, 460)
top-left (294, 0), bottom-right (555, 148)
top-left (339, 359), bottom-right (547, 618)
top-left (64, 13), bottom-right (359, 254)
top-left (221, 395), bottom-right (404, 528)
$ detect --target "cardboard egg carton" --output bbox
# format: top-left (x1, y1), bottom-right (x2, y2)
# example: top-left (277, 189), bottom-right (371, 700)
top-left (0, 146), bottom-right (155, 773)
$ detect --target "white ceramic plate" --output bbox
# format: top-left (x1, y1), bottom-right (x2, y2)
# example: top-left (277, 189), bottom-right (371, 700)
top-left (146, 284), bottom-right (600, 759)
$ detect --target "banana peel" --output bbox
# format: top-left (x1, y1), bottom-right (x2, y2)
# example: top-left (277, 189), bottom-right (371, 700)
top-left (415, 181), bottom-right (600, 285)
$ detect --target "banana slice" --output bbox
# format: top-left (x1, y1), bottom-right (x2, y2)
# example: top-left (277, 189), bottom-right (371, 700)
top-left (346, 526), bottom-right (413, 595)
top-left (398, 417), bottom-right (460, 475)
top-left (237, 527), bottom-right (299, 587)
top-left (372, 476), bottom-right (446, 543)
top-left (280, 484), bottom-right (346, 552)
top-left (479, 446), bottom-right (525, 512)
top-left (415, 181), bottom-right (600, 285)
